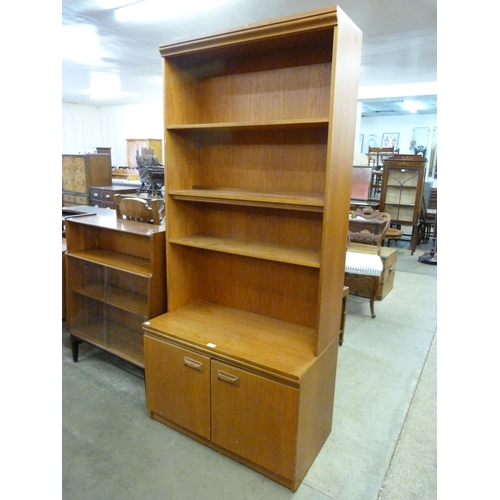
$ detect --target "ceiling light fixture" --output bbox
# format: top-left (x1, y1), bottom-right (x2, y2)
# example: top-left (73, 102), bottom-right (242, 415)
top-left (115, 0), bottom-right (228, 22)
top-left (401, 100), bottom-right (424, 113)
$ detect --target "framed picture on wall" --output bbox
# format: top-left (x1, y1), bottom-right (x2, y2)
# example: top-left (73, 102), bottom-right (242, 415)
top-left (381, 133), bottom-right (399, 150)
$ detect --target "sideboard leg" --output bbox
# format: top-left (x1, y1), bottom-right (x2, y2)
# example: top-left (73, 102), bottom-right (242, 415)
top-left (70, 335), bottom-right (82, 362)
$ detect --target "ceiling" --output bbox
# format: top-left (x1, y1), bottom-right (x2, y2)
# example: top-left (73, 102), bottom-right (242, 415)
top-left (62, 0), bottom-right (437, 116)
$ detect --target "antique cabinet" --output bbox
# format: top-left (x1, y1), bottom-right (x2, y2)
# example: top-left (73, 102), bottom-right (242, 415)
top-left (379, 154), bottom-right (427, 255)
top-left (143, 6), bottom-right (362, 491)
top-left (126, 138), bottom-right (163, 167)
top-left (65, 215), bottom-right (166, 368)
top-left (62, 154), bottom-right (112, 206)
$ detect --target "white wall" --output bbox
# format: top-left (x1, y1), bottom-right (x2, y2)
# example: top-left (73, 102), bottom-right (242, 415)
top-left (62, 102), bottom-right (163, 166)
top-left (359, 113), bottom-right (437, 155)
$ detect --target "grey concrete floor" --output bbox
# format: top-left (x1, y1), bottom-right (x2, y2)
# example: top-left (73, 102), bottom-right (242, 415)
top-left (62, 240), bottom-right (437, 500)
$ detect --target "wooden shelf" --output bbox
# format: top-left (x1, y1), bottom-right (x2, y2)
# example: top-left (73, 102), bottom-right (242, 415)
top-left (169, 188), bottom-right (324, 211)
top-left (69, 249), bottom-right (151, 277)
top-left (384, 202), bottom-right (416, 207)
top-left (70, 322), bottom-right (144, 367)
top-left (170, 234), bottom-right (320, 268)
top-left (167, 119), bottom-right (329, 131)
top-left (71, 283), bottom-right (148, 316)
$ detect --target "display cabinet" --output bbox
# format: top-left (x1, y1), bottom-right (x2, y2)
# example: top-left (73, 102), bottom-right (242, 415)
top-left (65, 215), bottom-right (166, 368)
top-left (379, 154), bottom-right (427, 254)
top-left (126, 139), bottom-right (163, 167)
top-left (62, 154), bottom-right (112, 206)
top-left (143, 6), bottom-right (361, 491)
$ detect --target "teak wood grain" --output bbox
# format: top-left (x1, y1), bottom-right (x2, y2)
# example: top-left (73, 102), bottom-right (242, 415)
top-left (146, 5), bottom-right (362, 490)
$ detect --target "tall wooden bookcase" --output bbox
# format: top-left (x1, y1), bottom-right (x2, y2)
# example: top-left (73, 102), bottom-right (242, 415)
top-left (143, 7), bottom-right (361, 491)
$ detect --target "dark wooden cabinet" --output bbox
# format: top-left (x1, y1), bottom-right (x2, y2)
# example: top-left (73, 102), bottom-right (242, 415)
top-left (142, 7), bottom-right (361, 490)
top-left (89, 185), bottom-right (138, 209)
top-left (380, 154), bottom-right (427, 254)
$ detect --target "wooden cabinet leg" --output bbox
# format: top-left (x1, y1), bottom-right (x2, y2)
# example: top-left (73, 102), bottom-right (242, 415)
top-left (70, 335), bottom-right (82, 362)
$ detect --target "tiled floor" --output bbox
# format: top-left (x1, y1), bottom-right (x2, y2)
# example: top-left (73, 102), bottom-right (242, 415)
top-left (62, 240), bottom-right (437, 500)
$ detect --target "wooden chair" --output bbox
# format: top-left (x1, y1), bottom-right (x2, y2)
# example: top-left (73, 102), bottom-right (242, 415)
top-left (368, 147), bottom-right (397, 198)
top-left (344, 207), bottom-right (391, 318)
top-left (114, 195), bottom-right (165, 225)
top-left (368, 147), bottom-right (395, 168)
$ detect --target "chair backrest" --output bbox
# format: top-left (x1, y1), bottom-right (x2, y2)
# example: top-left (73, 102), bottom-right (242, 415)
top-left (368, 147), bottom-right (395, 168)
top-left (115, 195), bottom-right (164, 225)
top-left (348, 207), bottom-right (391, 255)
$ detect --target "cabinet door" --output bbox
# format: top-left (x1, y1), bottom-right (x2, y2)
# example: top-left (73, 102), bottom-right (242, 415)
top-left (144, 337), bottom-right (211, 439)
top-left (211, 360), bottom-right (299, 480)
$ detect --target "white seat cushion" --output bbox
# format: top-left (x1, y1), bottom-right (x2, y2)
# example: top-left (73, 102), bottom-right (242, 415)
top-left (345, 252), bottom-right (383, 276)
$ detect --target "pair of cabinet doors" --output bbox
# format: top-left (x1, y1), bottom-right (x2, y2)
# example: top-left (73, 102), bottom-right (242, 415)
top-left (144, 335), bottom-right (299, 480)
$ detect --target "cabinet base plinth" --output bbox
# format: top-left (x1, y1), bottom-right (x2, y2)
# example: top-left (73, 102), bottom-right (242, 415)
top-left (149, 410), bottom-right (300, 491)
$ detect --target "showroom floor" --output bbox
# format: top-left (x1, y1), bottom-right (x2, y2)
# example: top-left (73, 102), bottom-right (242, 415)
top-left (62, 239), bottom-right (437, 500)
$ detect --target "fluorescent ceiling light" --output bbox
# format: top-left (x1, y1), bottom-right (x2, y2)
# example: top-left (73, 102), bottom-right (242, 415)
top-left (401, 100), bottom-right (424, 113)
top-left (115, 0), bottom-right (227, 22)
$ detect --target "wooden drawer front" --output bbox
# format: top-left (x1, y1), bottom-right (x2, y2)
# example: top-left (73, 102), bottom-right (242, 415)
top-left (90, 200), bottom-right (104, 208)
top-left (104, 187), bottom-right (137, 198)
top-left (101, 189), bottom-right (116, 202)
top-left (63, 193), bottom-right (75, 203)
top-left (101, 200), bottom-right (116, 209)
top-left (75, 195), bottom-right (89, 205)
top-left (211, 360), bottom-right (299, 480)
top-left (89, 187), bottom-right (102, 201)
top-left (144, 336), bottom-right (211, 440)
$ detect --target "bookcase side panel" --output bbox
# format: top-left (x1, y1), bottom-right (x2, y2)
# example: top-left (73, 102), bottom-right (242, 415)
top-left (317, 16), bottom-right (362, 354)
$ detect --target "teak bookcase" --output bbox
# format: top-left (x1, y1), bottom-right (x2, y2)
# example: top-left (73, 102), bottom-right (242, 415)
top-left (65, 215), bottom-right (166, 368)
top-left (142, 7), bottom-right (362, 490)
